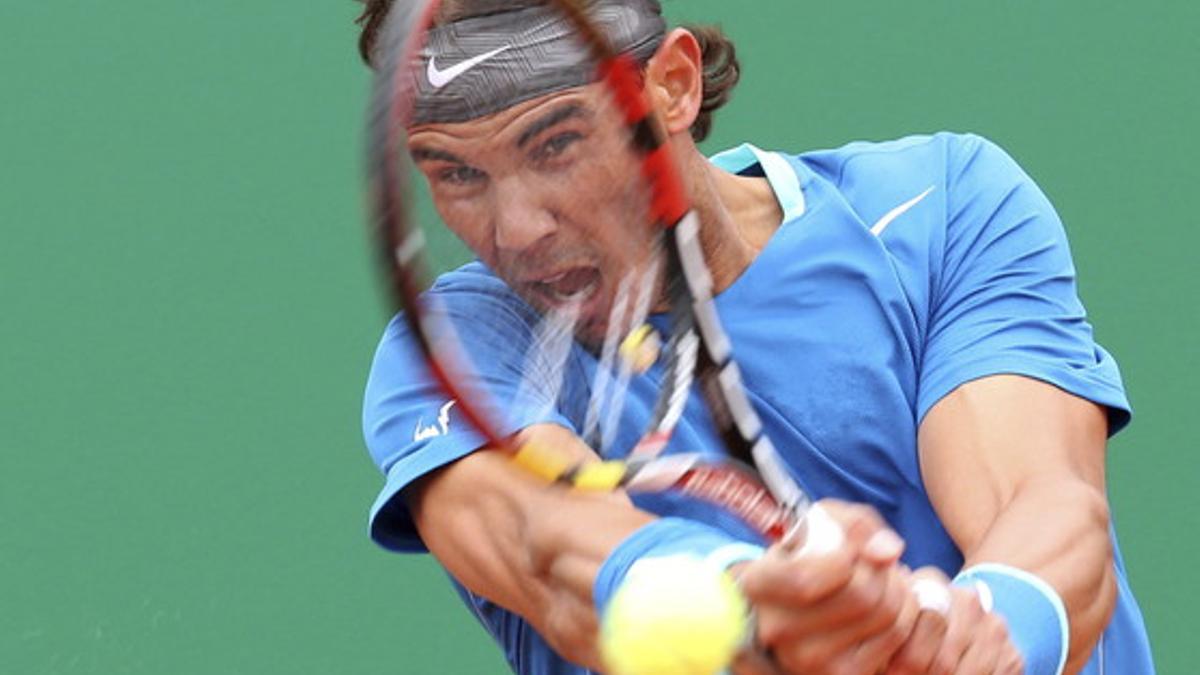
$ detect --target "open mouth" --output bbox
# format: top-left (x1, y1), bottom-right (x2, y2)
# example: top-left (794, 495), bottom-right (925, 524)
top-left (528, 267), bottom-right (601, 305)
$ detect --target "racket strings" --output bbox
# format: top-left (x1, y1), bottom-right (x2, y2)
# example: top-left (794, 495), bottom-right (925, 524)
top-left (514, 298), bottom-right (583, 422)
top-left (585, 259), bottom-right (660, 455)
top-left (580, 272), bottom-right (635, 451)
top-left (369, 0), bottom-right (813, 542)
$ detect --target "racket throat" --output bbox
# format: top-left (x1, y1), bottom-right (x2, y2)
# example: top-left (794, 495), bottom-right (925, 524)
top-left (677, 466), bottom-right (791, 541)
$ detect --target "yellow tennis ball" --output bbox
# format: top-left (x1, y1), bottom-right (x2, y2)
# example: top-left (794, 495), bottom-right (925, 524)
top-left (600, 555), bottom-right (749, 675)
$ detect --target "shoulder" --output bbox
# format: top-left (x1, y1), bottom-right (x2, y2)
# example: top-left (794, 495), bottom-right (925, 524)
top-left (428, 260), bottom-right (523, 309)
top-left (784, 132), bottom-right (1044, 248)
top-left (367, 260), bottom-right (540, 409)
top-left (382, 261), bottom-right (539, 341)
top-left (794, 131), bottom-right (1010, 188)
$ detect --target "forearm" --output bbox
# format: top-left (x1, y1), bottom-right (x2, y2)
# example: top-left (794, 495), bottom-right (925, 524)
top-left (920, 375), bottom-right (1117, 673)
top-left (961, 474), bottom-right (1116, 673)
top-left (408, 437), bottom-right (655, 668)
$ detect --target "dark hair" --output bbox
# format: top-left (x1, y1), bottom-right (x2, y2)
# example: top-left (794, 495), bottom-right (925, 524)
top-left (354, 0), bottom-right (739, 142)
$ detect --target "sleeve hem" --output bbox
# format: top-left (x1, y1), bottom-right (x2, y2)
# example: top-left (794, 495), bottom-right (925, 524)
top-left (917, 357), bottom-right (1132, 436)
top-left (367, 412), bottom-right (577, 553)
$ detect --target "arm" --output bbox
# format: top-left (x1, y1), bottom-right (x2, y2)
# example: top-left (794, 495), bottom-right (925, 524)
top-left (408, 423), bottom-right (654, 670)
top-left (919, 374), bottom-right (1116, 673)
top-left (411, 423), bottom-right (917, 674)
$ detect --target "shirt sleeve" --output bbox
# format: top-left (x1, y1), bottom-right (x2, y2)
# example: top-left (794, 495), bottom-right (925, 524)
top-left (363, 273), bottom-right (577, 552)
top-left (917, 134), bottom-right (1131, 433)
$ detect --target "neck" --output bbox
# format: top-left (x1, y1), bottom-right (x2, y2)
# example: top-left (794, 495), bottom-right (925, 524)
top-left (679, 146), bottom-right (783, 294)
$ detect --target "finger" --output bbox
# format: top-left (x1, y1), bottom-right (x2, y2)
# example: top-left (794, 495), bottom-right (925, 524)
top-left (740, 540), bottom-right (858, 606)
top-left (884, 609), bottom-right (947, 675)
top-left (910, 571), bottom-right (953, 616)
top-left (765, 565), bottom-right (913, 673)
top-left (997, 646), bottom-right (1026, 675)
top-left (851, 570), bottom-right (922, 674)
top-left (844, 583), bottom-right (916, 672)
top-left (747, 502), bottom-right (907, 609)
top-left (928, 586), bottom-right (985, 675)
top-left (885, 570), bottom-right (952, 674)
top-left (843, 566), bottom-right (922, 673)
top-left (754, 555), bottom-right (896, 644)
top-left (956, 613), bottom-right (1008, 675)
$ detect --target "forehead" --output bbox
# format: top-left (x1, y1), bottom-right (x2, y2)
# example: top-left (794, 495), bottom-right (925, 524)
top-left (408, 84), bottom-right (605, 145)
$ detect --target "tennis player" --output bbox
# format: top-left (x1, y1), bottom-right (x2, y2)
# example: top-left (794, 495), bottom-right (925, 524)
top-left (356, 1), bottom-right (1155, 673)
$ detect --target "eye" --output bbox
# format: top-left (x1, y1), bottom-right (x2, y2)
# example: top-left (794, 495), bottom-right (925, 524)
top-left (436, 165), bottom-right (486, 186)
top-left (532, 132), bottom-right (583, 162)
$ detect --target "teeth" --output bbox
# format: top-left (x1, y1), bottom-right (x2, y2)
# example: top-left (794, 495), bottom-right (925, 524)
top-left (547, 276), bottom-right (597, 302)
top-left (537, 268), bottom-right (599, 302)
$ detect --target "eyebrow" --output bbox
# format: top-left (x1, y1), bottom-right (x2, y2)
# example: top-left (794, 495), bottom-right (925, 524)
top-left (408, 103), bottom-right (590, 163)
top-left (516, 103), bottom-right (589, 149)
top-left (410, 147), bottom-right (467, 164)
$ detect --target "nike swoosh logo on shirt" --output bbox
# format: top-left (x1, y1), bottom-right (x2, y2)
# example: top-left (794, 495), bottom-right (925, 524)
top-left (427, 45), bottom-right (512, 89)
top-left (870, 186), bottom-right (936, 237)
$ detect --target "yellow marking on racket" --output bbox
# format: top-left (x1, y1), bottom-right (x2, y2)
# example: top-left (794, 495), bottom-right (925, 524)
top-left (513, 443), bottom-right (574, 482)
top-left (570, 461), bottom-right (628, 491)
top-left (619, 324), bottom-right (661, 374)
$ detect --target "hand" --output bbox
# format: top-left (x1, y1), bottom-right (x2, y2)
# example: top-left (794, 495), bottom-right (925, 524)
top-left (733, 500), bottom-right (920, 675)
top-left (884, 567), bottom-right (1024, 675)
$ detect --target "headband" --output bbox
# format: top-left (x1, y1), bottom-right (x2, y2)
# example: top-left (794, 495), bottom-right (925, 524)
top-left (410, 1), bottom-right (667, 125)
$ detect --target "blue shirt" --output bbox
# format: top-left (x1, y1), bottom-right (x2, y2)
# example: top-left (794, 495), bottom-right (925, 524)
top-left (363, 133), bottom-right (1154, 674)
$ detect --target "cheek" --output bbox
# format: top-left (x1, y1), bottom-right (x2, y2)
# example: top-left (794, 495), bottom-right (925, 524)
top-left (434, 198), bottom-right (493, 255)
top-left (557, 151), bottom-right (648, 218)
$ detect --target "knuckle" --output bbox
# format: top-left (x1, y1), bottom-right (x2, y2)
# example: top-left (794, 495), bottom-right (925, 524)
top-left (845, 569), bottom-right (885, 612)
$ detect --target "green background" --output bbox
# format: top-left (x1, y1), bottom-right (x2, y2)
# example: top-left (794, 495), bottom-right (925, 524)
top-left (2, 1), bottom-right (1195, 673)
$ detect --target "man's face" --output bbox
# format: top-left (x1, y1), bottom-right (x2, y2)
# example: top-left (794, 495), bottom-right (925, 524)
top-left (409, 84), bottom-right (659, 345)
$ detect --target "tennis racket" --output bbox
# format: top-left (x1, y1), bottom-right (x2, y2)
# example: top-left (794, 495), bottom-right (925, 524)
top-left (365, 0), bottom-right (814, 544)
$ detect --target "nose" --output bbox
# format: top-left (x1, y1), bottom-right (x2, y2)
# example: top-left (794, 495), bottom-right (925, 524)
top-left (492, 177), bottom-right (558, 252)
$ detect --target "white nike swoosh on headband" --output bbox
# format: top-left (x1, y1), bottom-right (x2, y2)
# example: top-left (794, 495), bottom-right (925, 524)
top-left (870, 185), bottom-right (936, 237)
top-left (427, 45), bottom-right (512, 89)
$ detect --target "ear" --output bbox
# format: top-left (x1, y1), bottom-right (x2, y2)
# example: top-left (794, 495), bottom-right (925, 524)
top-left (644, 28), bottom-right (703, 137)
